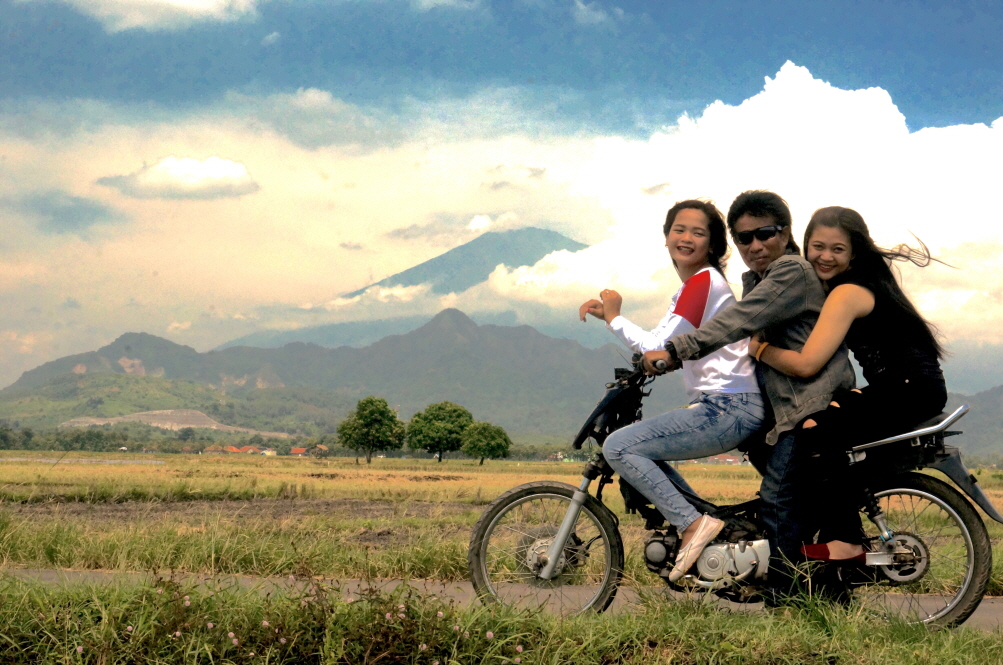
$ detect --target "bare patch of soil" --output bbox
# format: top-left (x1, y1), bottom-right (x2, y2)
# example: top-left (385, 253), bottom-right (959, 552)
top-left (408, 474), bottom-right (463, 482)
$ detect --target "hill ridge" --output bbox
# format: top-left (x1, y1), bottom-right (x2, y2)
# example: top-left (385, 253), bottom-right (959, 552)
top-left (60, 409), bottom-right (293, 439)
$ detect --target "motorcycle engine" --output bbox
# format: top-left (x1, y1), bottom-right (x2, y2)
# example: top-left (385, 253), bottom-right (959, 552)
top-left (643, 530), bottom-right (679, 578)
top-left (695, 539), bottom-right (771, 583)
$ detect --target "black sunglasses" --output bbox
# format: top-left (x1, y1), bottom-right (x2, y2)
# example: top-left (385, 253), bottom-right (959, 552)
top-left (733, 225), bottom-right (784, 245)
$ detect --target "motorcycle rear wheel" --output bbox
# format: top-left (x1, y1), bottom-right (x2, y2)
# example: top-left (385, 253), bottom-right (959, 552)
top-left (467, 481), bottom-right (624, 616)
top-left (852, 473), bottom-right (991, 628)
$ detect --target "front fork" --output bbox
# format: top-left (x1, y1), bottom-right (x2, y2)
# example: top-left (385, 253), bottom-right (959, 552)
top-left (538, 476), bottom-right (594, 580)
top-left (538, 458), bottom-right (607, 580)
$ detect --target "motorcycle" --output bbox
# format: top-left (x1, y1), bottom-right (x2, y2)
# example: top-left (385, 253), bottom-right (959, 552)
top-left (467, 355), bottom-right (1003, 628)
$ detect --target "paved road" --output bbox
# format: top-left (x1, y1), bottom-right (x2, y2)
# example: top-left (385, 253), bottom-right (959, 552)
top-left (5, 569), bottom-right (1002, 632)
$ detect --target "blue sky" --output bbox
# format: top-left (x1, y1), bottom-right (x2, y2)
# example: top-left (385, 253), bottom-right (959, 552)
top-left (4, 1), bottom-right (1002, 130)
top-left (0, 0), bottom-right (1002, 392)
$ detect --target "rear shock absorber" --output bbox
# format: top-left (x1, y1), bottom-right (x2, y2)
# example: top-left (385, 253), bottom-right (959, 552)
top-left (862, 486), bottom-right (894, 543)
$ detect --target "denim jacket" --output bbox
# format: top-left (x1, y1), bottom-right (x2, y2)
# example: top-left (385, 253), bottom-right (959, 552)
top-left (670, 252), bottom-right (856, 444)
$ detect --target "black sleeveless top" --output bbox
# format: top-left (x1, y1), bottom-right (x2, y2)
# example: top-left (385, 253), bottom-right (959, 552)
top-left (827, 271), bottom-right (943, 387)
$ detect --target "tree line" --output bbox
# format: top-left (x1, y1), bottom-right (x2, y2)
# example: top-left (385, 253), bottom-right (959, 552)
top-left (0, 396), bottom-right (513, 463)
top-left (337, 396), bottom-right (511, 464)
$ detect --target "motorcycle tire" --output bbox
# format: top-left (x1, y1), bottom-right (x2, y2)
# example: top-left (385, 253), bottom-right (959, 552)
top-left (852, 472), bottom-right (992, 629)
top-left (468, 481), bottom-right (624, 616)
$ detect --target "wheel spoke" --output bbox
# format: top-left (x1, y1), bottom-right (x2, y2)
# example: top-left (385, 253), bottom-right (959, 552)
top-left (855, 481), bottom-right (985, 627)
top-left (469, 486), bottom-right (622, 617)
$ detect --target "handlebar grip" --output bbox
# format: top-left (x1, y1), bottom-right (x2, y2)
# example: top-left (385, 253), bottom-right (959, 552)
top-left (653, 359), bottom-right (668, 372)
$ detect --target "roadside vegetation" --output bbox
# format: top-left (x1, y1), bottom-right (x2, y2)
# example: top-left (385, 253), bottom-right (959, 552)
top-left (1, 453), bottom-right (1002, 594)
top-left (4, 576), bottom-right (1003, 664)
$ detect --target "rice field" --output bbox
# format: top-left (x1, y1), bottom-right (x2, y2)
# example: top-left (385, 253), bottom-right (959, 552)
top-left (1, 450), bottom-right (1002, 593)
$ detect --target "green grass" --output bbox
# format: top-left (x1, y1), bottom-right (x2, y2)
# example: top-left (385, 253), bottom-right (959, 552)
top-left (0, 454), bottom-right (1001, 592)
top-left (1, 576), bottom-right (1002, 664)
top-left (0, 507), bottom-right (476, 580)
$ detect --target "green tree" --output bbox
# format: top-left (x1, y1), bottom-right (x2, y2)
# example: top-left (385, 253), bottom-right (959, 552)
top-left (177, 427), bottom-right (196, 442)
top-left (461, 421), bottom-right (512, 465)
top-left (337, 396), bottom-right (406, 464)
top-left (407, 402), bottom-right (473, 463)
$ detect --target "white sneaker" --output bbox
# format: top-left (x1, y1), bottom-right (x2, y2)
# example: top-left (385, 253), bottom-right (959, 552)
top-left (668, 515), bottom-right (725, 583)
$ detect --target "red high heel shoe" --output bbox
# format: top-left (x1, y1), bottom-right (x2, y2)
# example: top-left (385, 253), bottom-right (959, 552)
top-left (801, 543), bottom-right (866, 563)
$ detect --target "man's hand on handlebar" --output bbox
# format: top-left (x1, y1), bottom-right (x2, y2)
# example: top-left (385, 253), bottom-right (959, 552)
top-left (642, 350), bottom-right (677, 375)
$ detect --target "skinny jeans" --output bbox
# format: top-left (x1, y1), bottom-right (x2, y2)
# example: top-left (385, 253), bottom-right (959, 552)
top-left (603, 392), bottom-right (765, 530)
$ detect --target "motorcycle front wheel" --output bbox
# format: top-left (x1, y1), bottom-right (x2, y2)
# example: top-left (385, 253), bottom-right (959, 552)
top-left (467, 481), bottom-right (624, 616)
top-left (852, 472), bottom-right (992, 628)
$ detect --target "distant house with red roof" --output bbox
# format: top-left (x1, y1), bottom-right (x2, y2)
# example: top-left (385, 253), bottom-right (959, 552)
top-left (238, 446), bottom-right (262, 454)
top-left (290, 447), bottom-right (308, 456)
top-left (223, 446), bottom-right (242, 453)
top-left (707, 454), bottom-right (743, 465)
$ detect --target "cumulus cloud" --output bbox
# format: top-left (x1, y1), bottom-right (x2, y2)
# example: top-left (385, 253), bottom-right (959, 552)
top-left (3, 61), bottom-right (1003, 388)
top-left (98, 156), bottom-right (260, 200)
top-left (167, 321), bottom-right (191, 332)
top-left (475, 62), bottom-right (1003, 346)
top-left (261, 31), bottom-right (281, 46)
top-left (466, 215), bottom-right (492, 231)
top-left (46, 0), bottom-right (260, 32)
top-left (323, 284), bottom-right (432, 311)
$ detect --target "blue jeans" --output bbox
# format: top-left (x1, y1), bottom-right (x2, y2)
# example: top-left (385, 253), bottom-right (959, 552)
top-left (756, 429), bottom-right (812, 576)
top-left (602, 392), bottom-right (765, 530)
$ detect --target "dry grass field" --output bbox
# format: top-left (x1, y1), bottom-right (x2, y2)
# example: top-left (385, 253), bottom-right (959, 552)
top-left (1, 450), bottom-right (1001, 590)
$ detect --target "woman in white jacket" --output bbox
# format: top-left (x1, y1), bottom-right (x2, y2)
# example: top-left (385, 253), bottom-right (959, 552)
top-left (579, 199), bottom-right (764, 581)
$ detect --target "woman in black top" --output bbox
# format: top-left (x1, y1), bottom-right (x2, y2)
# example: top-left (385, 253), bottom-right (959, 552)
top-left (749, 206), bottom-right (946, 561)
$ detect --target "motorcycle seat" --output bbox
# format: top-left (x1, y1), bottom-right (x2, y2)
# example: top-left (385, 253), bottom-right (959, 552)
top-left (850, 404), bottom-right (970, 453)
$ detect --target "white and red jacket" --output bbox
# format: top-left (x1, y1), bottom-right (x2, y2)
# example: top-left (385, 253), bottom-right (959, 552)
top-left (607, 267), bottom-right (759, 400)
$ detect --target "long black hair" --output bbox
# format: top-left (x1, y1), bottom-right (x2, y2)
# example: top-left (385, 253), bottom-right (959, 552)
top-left (804, 206), bottom-right (945, 358)
top-left (663, 199), bottom-right (730, 274)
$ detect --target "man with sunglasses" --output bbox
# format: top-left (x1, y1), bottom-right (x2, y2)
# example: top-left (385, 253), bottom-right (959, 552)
top-left (643, 190), bottom-right (856, 598)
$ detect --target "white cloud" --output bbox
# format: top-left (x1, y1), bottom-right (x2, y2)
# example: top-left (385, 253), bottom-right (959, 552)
top-left (167, 320), bottom-right (191, 332)
top-left (475, 62), bottom-right (1003, 344)
top-left (572, 0), bottom-right (614, 25)
top-left (466, 215), bottom-right (492, 231)
top-left (98, 156), bottom-right (260, 200)
top-left (2, 62), bottom-right (1003, 387)
top-left (412, 0), bottom-right (482, 10)
top-left (261, 31), bottom-right (281, 46)
top-left (46, 0), bottom-right (260, 32)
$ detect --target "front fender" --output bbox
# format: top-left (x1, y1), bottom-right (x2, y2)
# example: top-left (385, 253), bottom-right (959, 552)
top-left (930, 446), bottom-right (1003, 524)
top-left (571, 385), bottom-right (626, 449)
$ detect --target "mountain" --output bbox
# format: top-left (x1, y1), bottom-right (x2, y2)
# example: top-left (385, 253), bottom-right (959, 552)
top-left (946, 387), bottom-right (1003, 457)
top-left (343, 227), bottom-right (587, 297)
top-left (216, 310), bottom-right (525, 351)
top-left (1, 310), bottom-right (688, 436)
top-left (8, 309), bottom-right (1003, 453)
